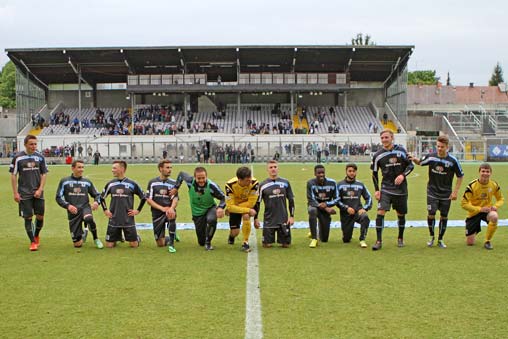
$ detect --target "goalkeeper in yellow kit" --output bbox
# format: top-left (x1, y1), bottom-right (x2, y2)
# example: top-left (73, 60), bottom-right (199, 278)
top-left (225, 166), bottom-right (259, 252)
top-left (461, 163), bottom-right (504, 250)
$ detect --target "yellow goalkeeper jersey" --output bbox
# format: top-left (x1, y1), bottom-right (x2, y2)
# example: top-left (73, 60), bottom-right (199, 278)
top-left (461, 179), bottom-right (504, 218)
top-left (225, 176), bottom-right (259, 214)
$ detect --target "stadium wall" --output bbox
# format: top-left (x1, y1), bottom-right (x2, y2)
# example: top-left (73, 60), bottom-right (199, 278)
top-left (347, 89), bottom-right (384, 107)
top-left (49, 90), bottom-right (130, 109)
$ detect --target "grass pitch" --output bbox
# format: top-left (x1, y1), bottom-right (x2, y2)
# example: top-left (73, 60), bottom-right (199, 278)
top-left (1, 162), bottom-right (508, 338)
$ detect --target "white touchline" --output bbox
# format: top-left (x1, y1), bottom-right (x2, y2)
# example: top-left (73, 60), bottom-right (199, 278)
top-left (245, 222), bottom-right (263, 339)
top-left (245, 164), bottom-right (263, 339)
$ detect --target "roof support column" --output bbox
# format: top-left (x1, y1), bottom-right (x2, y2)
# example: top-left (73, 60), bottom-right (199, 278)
top-left (290, 91), bottom-right (294, 116)
top-left (237, 92), bottom-right (241, 122)
top-left (78, 67), bottom-right (82, 116)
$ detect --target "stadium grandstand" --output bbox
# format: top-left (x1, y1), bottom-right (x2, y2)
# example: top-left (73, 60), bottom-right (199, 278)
top-left (3, 45), bottom-right (416, 163)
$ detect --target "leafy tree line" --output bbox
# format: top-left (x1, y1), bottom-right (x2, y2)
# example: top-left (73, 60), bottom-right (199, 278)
top-left (0, 61), bottom-right (16, 108)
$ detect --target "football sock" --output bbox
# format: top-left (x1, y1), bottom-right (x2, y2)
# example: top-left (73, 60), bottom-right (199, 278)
top-left (438, 218), bottom-right (448, 240)
top-left (398, 215), bottom-right (406, 239)
top-left (485, 221), bottom-right (498, 242)
top-left (35, 218), bottom-right (44, 237)
top-left (309, 217), bottom-right (318, 239)
top-left (375, 215), bottom-right (384, 241)
top-left (205, 222), bottom-right (217, 244)
top-left (168, 220), bottom-right (176, 243)
top-left (359, 218), bottom-right (369, 240)
top-left (85, 219), bottom-right (98, 240)
top-left (427, 216), bottom-right (435, 237)
top-left (25, 219), bottom-right (35, 242)
top-left (242, 219), bottom-right (251, 243)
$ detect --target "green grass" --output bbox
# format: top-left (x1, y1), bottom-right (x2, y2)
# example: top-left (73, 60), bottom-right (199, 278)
top-left (1, 162), bottom-right (508, 338)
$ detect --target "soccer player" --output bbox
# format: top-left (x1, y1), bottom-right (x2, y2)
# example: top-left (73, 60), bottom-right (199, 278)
top-left (371, 129), bottom-right (414, 250)
top-left (461, 163), bottom-right (504, 250)
top-left (172, 167), bottom-right (226, 250)
top-left (254, 160), bottom-right (295, 248)
top-left (10, 134), bottom-right (48, 251)
top-left (146, 159), bottom-right (179, 253)
top-left (55, 160), bottom-right (104, 249)
top-left (306, 164), bottom-right (338, 248)
top-left (411, 135), bottom-right (464, 248)
top-left (336, 163), bottom-right (372, 248)
top-left (100, 160), bottom-right (146, 248)
top-left (225, 166), bottom-right (259, 252)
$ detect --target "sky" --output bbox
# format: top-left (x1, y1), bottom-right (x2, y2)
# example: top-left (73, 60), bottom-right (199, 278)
top-left (0, 0), bottom-right (507, 86)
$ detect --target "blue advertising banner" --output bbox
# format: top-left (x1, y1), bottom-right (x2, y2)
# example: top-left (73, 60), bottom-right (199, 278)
top-left (488, 145), bottom-right (508, 158)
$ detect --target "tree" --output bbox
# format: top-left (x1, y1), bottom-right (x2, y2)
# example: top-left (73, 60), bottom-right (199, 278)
top-left (446, 72), bottom-right (451, 86)
top-left (351, 33), bottom-right (375, 46)
top-left (0, 61), bottom-right (16, 108)
top-left (408, 70), bottom-right (438, 85)
top-left (489, 62), bottom-right (504, 86)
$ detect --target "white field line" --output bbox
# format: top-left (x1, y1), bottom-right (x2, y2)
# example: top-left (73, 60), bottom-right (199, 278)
top-left (245, 164), bottom-right (263, 339)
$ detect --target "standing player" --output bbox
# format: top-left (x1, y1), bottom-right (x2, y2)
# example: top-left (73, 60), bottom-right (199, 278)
top-left (371, 129), bottom-right (414, 250)
top-left (336, 163), bottom-right (372, 248)
top-left (172, 167), bottom-right (226, 250)
top-left (254, 160), bottom-right (295, 248)
top-left (461, 163), bottom-right (504, 250)
top-left (10, 134), bottom-right (48, 251)
top-left (411, 135), bottom-right (464, 248)
top-left (101, 160), bottom-right (146, 248)
top-left (146, 160), bottom-right (179, 253)
top-left (55, 160), bottom-right (104, 249)
top-left (225, 166), bottom-right (259, 252)
top-left (306, 164), bottom-right (338, 248)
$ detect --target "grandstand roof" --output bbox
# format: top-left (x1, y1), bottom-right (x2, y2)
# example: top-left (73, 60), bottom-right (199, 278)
top-left (6, 45), bottom-right (413, 88)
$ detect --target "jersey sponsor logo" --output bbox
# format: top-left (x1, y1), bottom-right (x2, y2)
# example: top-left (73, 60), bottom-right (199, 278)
top-left (318, 192), bottom-right (327, 199)
top-left (160, 189), bottom-right (168, 195)
top-left (273, 188), bottom-right (281, 195)
top-left (73, 187), bottom-right (81, 193)
top-left (117, 188), bottom-right (125, 194)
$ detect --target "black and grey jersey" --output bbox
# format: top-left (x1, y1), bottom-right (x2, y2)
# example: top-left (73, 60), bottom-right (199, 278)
top-left (101, 177), bottom-right (146, 227)
top-left (419, 152), bottom-right (464, 200)
top-left (56, 175), bottom-right (100, 212)
top-left (9, 151), bottom-right (49, 200)
top-left (146, 177), bottom-right (178, 216)
top-left (256, 177), bottom-right (295, 228)
top-left (370, 144), bottom-right (414, 195)
top-left (336, 178), bottom-right (372, 212)
top-left (306, 177), bottom-right (339, 207)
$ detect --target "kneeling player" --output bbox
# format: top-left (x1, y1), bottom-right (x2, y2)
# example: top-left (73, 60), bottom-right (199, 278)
top-left (255, 160), bottom-right (295, 248)
top-left (225, 166), bottom-right (259, 252)
top-left (461, 163), bottom-right (504, 250)
top-left (56, 160), bottom-right (103, 248)
top-left (146, 160), bottom-right (179, 253)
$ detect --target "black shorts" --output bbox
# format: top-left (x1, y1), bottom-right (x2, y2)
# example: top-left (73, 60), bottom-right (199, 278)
top-left (262, 225), bottom-right (291, 245)
top-left (229, 213), bottom-right (243, 229)
top-left (106, 225), bottom-right (138, 242)
top-left (68, 206), bottom-right (93, 242)
top-left (378, 193), bottom-right (407, 214)
top-left (427, 198), bottom-right (451, 216)
top-left (152, 213), bottom-right (176, 240)
top-left (19, 198), bottom-right (45, 218)
top-left (465, 212), bottom-right (489, 236)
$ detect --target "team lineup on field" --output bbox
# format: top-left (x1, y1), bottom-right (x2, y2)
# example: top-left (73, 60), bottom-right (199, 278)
top-left (10, 130), bottom-right (504, 253)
